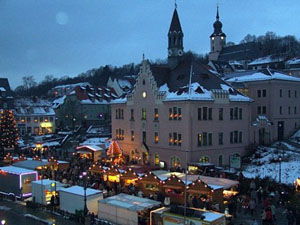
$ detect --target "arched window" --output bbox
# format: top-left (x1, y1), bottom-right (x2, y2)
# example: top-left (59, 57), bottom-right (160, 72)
top-left (154, 153), bottom-right (159, 166)
top-left (170, 156), bottom-right (181, 168)
top-left (199, 156), bottom-right (209, 163)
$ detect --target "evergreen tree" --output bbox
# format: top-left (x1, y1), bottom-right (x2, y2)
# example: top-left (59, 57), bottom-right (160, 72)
top-left (0, 110), bottom-right (19, 151)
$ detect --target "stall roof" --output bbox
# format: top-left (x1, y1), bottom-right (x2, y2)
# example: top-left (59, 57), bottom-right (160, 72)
top-left (12, 160), bottom-right (48, 170)
top-left (60, 185), bottom-right (102, 197)
top-left (98, 193), bottom-right (161, 212)
top-left (32, 179), bottom-right (61, 186)
top-left (152, 170), bottom-right (238, 190)
top-left (76, 145), bottom-right (103, 152)
top-left (0, 166), bottom-right (36, 175)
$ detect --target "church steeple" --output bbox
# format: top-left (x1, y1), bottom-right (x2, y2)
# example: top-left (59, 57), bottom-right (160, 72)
top-left (168, 4), bottom-right (184, 66)
top-left (209, 6), bottom-right (226, 61)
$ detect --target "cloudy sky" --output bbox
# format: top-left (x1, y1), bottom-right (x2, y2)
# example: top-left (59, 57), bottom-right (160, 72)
top-left (1, 0), bottom-right (300, 89)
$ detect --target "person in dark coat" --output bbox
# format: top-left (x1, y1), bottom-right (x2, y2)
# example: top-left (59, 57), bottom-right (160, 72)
top-left (287, 210), bottom-right (295, 225)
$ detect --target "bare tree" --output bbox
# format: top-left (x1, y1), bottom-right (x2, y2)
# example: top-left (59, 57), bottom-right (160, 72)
top-left (22, 76), bottom-right (37, 90)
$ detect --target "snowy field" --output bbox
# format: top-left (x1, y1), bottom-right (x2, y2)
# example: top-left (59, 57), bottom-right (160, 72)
top-left (243, 144), bottom-right (300, 185)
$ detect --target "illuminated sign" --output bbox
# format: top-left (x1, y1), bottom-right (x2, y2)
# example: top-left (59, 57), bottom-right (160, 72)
top-left (40, 122), bottom-right (53, 128)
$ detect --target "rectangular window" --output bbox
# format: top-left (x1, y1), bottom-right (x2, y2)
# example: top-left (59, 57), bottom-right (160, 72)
top-left (262, 106), bottom-right (266, 114)
top-left (131, 109), bottom-right (134, 121)
top-left (198, 108), bottom-right (202, 120)
top-left (40, 117), bottom-right (43, 122)
top-left (178, 134), bottom-right (182, 146)
top-left (121, 109), bottom-right (124, 119)
top-left (203, 132), bottom-right (207, 146)
top-left (116, 129), bottom-right (119, 140)
top-left (289, 90), bottom-right (291, 98)
top-left (280, 89), bottom-right (282, 97)
top-left (169, 108), bottom-right (173, 120)
top-left (257, 106), bottom-right (261, 114)
top-left (27, 117), bottom-right (31, 123)
top-left (178, 108), bottom-right (182, 120)
top-left (154, 132), bottom-right (159, 143)
top-left (121, 130), bottom-right (124, 140)
top-left (173, 107), bottom-right (177, 120)
top-left (116, 109), bottom-right (118, 119)
top-left (208, 108), bottom-right (212, 120)
top-left (208, 133), bottom-right (212, 146)
top-left (219, 108), bottom-right (223, 120)
top-left (203, 107), bottom-right (208, 120)
top-left (230, 108), bottom-right (233, 120)
top-left (239, 108), bottom-right (243, 120)
top-left (262, 89), bottom-right (266, 97)
top-left (50, 117), bottom-right (54, 122)
top-left (288, 107), bottom-right (291, 115)
top-left (197, 134), bottom-right (202, 146)
top-left (234, 107), bottom-right (238, 120)
top-left (234, 130), bottom-right (238, 143)
top-left (230, 132), bottom-right (233, 144)
top-left (169, 133), bottom-right (173, 145)
top-left (239, 131), bottom-right (243, 143)
top-left (173, 132), bottom-right (177, 145)
top-left (280, 106), bottom-right (282, 115)
top-left (154, 108), bottom-right (158, 121)
top-left (257, 90), bottom-right (261, 98)
top-left (218, 132), bottom-right (223, 145)
top-left (142, 131), bottom-right (146, 143)
top-left (142, 108), bottom-right (146, 120)
top-left (131, 130), bottom-right (134, 141)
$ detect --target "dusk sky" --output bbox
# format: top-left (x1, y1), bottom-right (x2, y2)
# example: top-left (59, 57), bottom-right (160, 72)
top-left (1, 0), bottom-right (300, 89)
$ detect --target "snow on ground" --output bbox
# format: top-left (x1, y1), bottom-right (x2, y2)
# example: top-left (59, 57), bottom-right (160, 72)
top-left (243, 145), bottom-right (300, 185)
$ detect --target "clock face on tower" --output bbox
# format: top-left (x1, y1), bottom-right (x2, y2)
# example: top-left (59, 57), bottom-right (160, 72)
top-left (168, 49), bottom-right (172, 56)
top-left (178, 50), bottom-right (183, 56)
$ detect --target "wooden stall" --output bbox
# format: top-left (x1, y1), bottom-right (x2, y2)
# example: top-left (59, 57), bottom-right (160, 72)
top-left (188, 179), bottom-right (224, 208)
top-left (138, 171), bottom-right (163, 198)
top-left (89, 163), bottom-right (105, 176)
top-left (103, 166), bottom-right (120, 185)
top-left (163, 175), bottom-right (186, 205)
top-left (120, 168), bottom-right (139, 187)
top-left (75, 145), bottom-right (103, 162)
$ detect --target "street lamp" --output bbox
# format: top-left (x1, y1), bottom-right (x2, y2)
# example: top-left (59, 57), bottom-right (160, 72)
top-left (1, 219), bottom-right (6, 225)
top-left (279, 156), bottom-right (282, 183)
top-left (80, 172), bottom-right (88, 217)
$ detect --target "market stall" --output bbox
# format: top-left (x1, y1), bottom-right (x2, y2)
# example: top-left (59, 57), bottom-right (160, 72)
top-left (151, 206), bottom-right (226, 225)
top-left (75, 145), bottom-right (104, 162)
top-left (103, 166), bottom-right (120, 185)
top-left (188, 179), bottom-right (224, 208)
top-left (89, 163), bottom-right (105, 175)
top-left (120, 168), bottom-right (139, 187)
top-left (163, 175), bottom-right (186, 205)
top-left (0, 166), bottom-right (38, 197)
top-left (59, 185), bottom-right (103, 215)
top-left (107, 140), bottom-right (124, 165)
top-left (98, 193), bottom-right (161, 225)
top-left (138, 171), bottom-right (163, 198)
top-left (32, 179), bottom-right (66, 205)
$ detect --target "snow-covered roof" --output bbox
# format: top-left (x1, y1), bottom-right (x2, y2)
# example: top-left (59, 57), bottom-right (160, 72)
top-left (32, 179), bottom-right (62, 186)
top-left (117, 79), bottom-right (132, 89)
top-left (286, 58), bottom-right (300, 65)
top-left (248, 55), bottom-right (286, 66)
top-left (52, 96), bottom-right (66, 109)
top-left (0, 87), bottom-right (6, 91)
top-left (98, 193), bottom-right (161, 212)
top-left (110, 97), bottom-right (127, 104)
top-left (0, 166), bottom-right (37, 175)
top-left (60, 185), bottom-right (102, 196)
top-left (227, 71), bottom-right (300, 83)
top-left (158, 83), bottom-right (252, 103)
top-left (52, 82), bottom-right (90, 90)
top-left (76, 145), bottom-right (103, 152)
top-left (14, 106), bottom-right (55, 116)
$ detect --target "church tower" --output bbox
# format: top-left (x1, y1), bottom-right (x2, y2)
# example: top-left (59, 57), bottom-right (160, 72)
top-left (209, 6), bottom-right (226, 61)
top-left (168, 4), bottom-right (184, 66)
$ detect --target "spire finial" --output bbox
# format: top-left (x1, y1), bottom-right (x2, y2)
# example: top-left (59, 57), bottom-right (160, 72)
top-left (175, 0), bottom-right (177, 9)
top-left (216, 4), bottom-right (219, 20)
top-left (142, 52), bottom-right (145, 61)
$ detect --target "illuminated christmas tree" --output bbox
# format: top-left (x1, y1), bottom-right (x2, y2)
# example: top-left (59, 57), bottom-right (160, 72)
top-left (0, 110), bottom-right (19, 151)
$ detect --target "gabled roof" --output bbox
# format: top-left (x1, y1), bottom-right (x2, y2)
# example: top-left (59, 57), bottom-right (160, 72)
top-left (0, 78), bottom-right (13, 96)
top-left (169, 8), bottom-right (182, 33)
top-left (74, 85), bottom-right (117, 104)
